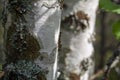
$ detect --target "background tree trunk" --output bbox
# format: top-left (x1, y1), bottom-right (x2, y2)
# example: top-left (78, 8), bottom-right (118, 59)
top-left (58, 0), bottom-right (99, 80)
top-left (0, 0), bottom-right (5, 66)
top-left (99, 11), bottom-right (106, 69)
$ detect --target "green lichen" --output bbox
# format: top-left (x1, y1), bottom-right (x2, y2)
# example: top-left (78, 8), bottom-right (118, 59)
top-left (2, 60), bottom-right (46, 80)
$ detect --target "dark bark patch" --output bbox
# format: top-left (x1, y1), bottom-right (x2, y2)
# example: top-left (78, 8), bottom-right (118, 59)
top-left (75, 11), bottom-right (89, 27)
top-left (61, 11), bottom-right (89, 34)
top-left (111, 0), bottom-right (120, 4)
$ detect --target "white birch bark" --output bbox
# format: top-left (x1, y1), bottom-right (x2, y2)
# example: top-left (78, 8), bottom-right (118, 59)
top-left (59, 0), bottom-right (99, 80)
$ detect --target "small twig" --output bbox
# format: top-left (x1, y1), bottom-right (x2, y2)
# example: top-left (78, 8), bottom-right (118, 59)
top-left (90, 43), bottom-right (120, 80)
top-left (90, 69), bottom-right (104, 80)
top-left (0, 71), bottom-right (4, 78)
top-left (102, 43), bottom-right (120, 80)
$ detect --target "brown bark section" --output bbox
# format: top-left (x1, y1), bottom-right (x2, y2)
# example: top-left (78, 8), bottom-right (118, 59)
top-left (70, 73), bottom-right (80, 80)
top-left (0, 71), bottom-right (4, 78)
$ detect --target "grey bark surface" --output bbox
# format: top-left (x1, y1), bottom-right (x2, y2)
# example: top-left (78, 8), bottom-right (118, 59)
top-left (33, 0), bottom-right (61, 80)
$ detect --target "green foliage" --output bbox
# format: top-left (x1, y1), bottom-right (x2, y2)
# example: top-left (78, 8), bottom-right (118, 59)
top-left (108, 68), bottom-right (120, 80)
top-left (100, 0), bottom-right (120, 40)
top-left (99, 0), bottom-right (120, 14)
top-left (112, 20), bottom-right (120, 40)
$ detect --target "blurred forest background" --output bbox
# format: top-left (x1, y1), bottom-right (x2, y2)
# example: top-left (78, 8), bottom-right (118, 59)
top-left (0, 0), bottom-right (120, 80)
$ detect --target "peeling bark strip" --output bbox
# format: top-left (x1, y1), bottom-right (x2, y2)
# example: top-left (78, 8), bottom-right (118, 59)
top-left (1, 0), bottom-right (61, 80)
top-left (58, 0), bottom-right (99, 80)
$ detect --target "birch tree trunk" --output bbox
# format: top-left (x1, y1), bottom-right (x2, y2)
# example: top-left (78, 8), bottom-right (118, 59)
top-left (1, 0), bottom-right (61, 80)
top-left (58, 0), bottom-right (99, 80)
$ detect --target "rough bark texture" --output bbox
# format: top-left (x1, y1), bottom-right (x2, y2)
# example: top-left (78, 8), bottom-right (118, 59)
top-left (58, 0), bottom-right (99, 80)
top-left (0, 0), bottom-right (5, 65)
top-left (0, 26), bottom-right (4, 64)
top-left (1, 0), bottom-right (61, 80)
